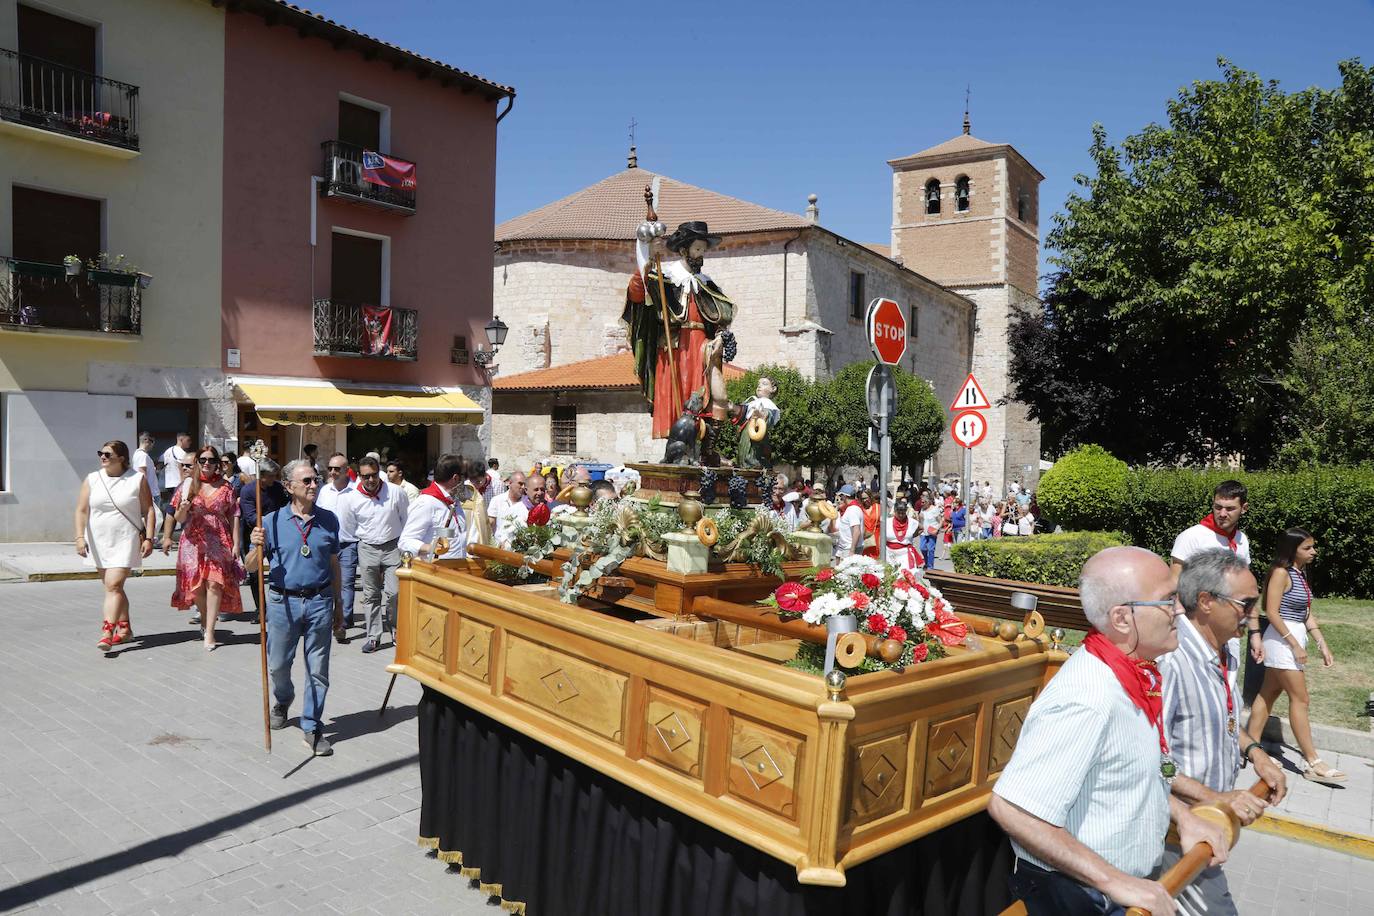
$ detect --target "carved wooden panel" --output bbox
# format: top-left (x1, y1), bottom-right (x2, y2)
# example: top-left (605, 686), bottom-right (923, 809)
top-left (643, 687), bottom-right (707, 780)
top-left (727, 715), bottom-right (802, 821)
top-left (415, 603), bottom-right (447, 666)
top-left (988, 694), bottom-right (1033, 774)
top-left (457, 618), bottom-right (493, 684)
top-left (504, 635), bottom-right (628, 744)
top-left (849, 731), bottom-right (908, 824)
top-left (924, 709), bottom-right (977, 799)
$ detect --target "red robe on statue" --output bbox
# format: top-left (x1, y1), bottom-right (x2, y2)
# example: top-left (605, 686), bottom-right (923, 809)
top-left (626, 271), bottom-right (708, 438)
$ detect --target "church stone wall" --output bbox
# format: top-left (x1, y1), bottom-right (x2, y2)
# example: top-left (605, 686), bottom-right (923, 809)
top-left (491, 389), bottom-right (652, 472)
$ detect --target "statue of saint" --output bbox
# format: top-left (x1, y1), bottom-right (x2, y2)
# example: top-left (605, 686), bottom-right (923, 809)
top-left (623, 190), bottom-right (735, 440)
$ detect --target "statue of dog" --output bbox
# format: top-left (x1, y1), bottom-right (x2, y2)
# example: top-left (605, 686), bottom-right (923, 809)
top-left (663, 391), bottom-right (704, 465)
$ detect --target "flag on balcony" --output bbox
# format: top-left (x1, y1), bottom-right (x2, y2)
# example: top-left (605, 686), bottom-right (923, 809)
top-left (362, 150), bottom-right (417, 190)
top-left (362, 305), bottom-right (394, 356)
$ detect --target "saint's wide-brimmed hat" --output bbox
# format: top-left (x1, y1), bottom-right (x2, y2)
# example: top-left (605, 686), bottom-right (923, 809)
top-left (663, 220), bottom-right (722, 253)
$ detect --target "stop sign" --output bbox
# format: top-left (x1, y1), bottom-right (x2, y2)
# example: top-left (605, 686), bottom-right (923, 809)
top-left (866, 297), bottom-right (908, 365)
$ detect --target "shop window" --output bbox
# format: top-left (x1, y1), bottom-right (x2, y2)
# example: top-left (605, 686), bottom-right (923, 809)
top-left (552, 405), bottom-right (577, 454)
top-left (849, 271), bottom-right (865, 320)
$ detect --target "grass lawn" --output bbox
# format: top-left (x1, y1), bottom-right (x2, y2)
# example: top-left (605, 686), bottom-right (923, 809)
top-left (1247, 598), bottom-right (1374, 732)
top-left (1024, 598), bottom-right (1372, 730)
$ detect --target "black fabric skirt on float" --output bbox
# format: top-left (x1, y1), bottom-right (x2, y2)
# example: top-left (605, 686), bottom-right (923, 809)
top-left (416, 686), bottom-right (1016, 916)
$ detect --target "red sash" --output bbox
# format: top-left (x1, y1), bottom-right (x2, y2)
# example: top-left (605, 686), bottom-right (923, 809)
top-left (885, 517), bottom-right (922, 568)
top-left (1198, 513), bottom-right (1238, 552)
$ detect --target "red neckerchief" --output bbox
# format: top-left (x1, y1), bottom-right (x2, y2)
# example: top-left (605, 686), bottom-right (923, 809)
top-left (1083, 630), bottom-right (1169, 758)
top-left (199, 472), bottom-right (221, 483)
top-left (420, 481), bottom-right (453, 506)
top-left (362, 481), bottom-right (384, 502)
top-left (842, 499), bottom-right (863, 514)
top-left (1198, 514), bottom-right (1238, 552)
top-left (1218, 652), bottom-right (1234, 724)
top-left (886, 517), bottom-right (921, 568)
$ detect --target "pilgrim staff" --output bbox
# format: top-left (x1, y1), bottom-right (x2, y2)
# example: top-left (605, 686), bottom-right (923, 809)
top-left (250, 439), bottom-right (272, 753)
top-left (643, 186), bottom-right (682, 418)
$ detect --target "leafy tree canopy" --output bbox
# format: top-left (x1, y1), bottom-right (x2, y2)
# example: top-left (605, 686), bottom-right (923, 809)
top-left (1009, 59), bottom-right (1374, 466)
top-left (819, 361), bottom-right (945, 471)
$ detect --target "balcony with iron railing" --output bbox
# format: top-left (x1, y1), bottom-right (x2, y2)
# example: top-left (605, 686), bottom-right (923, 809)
top-left (0, 257), bottom-right (143, 336)
top-left (0, 48), bottom-right (139, 152)
top-left (313, 298), bottom-right (417, 360)
top-left (320, 140), bottom-right (416, 214)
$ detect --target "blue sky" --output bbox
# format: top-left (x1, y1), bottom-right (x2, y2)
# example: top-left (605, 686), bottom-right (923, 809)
top-left (306, 0), bottom-right (1371, 268)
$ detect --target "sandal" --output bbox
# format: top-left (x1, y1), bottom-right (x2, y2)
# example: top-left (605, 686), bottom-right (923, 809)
top-left (1304, 758), bottom-right (1347, 784)
top-left (112, 620), bottom-right (133, 645)
top-left (97, 621), bottom-right (115, 651)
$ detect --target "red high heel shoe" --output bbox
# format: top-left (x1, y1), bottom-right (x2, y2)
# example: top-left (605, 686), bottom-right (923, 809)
top-left (112, 620), bottom-right (134, 645)
top-left (97, 621), bottom-right (115, 651)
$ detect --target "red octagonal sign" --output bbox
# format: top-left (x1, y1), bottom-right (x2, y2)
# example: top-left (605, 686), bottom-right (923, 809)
top-left (866, 297), bottom-right (908, 365)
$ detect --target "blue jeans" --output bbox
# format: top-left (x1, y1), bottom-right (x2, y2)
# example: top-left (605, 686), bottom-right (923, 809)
top-left (266, 590), bottom-right (334, 735)
top-left (1008, 859), bottom-right (1125, 916)
top-left (918, 534), bottom-right (937, 569)
top-left (337, 541), bottom-right (358, 625)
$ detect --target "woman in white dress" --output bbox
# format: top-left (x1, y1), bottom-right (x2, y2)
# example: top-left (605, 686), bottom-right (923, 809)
top-left (74, 440), bottom-right (156, 650)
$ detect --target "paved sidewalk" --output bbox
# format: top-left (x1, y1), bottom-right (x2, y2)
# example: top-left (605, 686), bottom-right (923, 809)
top-left (0, 542), bottom-right (176, 582)
top-left (0, 577), bottom-right (492, 915)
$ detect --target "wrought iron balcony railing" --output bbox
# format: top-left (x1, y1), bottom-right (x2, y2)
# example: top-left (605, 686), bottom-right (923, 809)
top-left (0, 257), bottom-right (143, 335)
top-left (313, 299), bottom-right (417, 360)
top-left (0, 48), bottom-right (139, 151)
top-left (320, 140), bottom-right (416, 213)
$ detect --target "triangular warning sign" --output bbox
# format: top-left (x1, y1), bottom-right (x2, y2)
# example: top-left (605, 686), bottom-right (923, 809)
top-left (949, 373), bottom-right (991, 412)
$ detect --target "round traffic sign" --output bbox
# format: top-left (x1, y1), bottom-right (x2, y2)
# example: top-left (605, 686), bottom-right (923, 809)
top-left (950, 410), bottom-right (987, 449)
top-left (866, 297), bottom-right (908, 365)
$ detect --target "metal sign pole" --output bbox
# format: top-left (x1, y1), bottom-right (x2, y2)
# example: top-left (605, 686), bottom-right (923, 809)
top-left (879, 413), bottom-right (891, 565)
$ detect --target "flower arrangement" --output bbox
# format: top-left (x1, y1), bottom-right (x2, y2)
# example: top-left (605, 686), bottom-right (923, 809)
top-left (765, 555), bottom-right (969, 673)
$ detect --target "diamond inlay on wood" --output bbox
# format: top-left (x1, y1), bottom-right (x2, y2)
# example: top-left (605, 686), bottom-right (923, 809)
top-left (740, 745), bottom-right (784, 791)
top-left (461, 633), bottom-right (487, 673)
top-left (924, 709), bottom-right (977, 798)
top-left (540, 668), bottom-right (580, 704)
top-left (989, 695), bottom-right (1032, 773)
top-left (415, 608), bottom-right (445, 663)
top-left (654, 711), bottom-right (691, 753)
top-left (861, 754), bottom-right (899, 801)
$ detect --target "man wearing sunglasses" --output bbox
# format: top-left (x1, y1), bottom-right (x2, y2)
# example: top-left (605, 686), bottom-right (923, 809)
top-left (990, 547), bottom-right (1228, 916)
top-left (337, 455), bottom-right (409, 654)
top-left (1155, 549), bottom-right (1287, 915)
top-left (315, 452), bottom-right (357, 644)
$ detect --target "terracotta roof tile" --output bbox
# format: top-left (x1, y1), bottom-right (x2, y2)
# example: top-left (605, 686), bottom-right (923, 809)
top-left (496, 168), bottom-right (809, 242)
top-left (891, 133), bottom-right (998, 162)
top-left (493, 353), bottom-right (746, 392)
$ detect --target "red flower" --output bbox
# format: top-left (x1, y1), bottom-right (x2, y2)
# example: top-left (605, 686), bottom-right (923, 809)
top-left (866, 614), bottom-right (889, 635)
top-left (815, 568), bottom-right (835, 582)
top-left (909, 643), bottom-right (929, 663)
top-left (899, 569), bottom-right (918, 587)
top-left (861, 572), bottom-right (881, 589)
top-left (913, 583), bottom-right (930, 599)
top-left (850, 592), bottom-right (870, 610)
top-left (928, 612), bottom-right (968, 646)
top-left (526, 503), bottom-right (551, 526)
top-left (888, 626), bottom-right (908, 644)
top-left (773, 582), bottom-right (813, 613)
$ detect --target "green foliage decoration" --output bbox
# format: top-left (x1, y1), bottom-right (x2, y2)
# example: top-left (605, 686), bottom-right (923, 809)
top-left (1036, 445), bottom-right (1129, 532)
top-left (950, 531), bottom-right (1128, 588)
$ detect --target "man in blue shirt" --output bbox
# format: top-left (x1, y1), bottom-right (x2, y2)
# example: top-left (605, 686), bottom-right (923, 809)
top-left (247, 458), bottom-right (344, 757)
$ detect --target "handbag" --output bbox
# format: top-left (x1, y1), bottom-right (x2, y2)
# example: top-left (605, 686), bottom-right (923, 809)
top-left (1002, 519), bottom-right (1018, 537)
top-left (96, 471), bottom-right (146, 539)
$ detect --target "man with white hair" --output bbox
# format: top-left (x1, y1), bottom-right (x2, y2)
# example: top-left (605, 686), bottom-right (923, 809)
top-left (990, 546), bottom-right (1228, 915)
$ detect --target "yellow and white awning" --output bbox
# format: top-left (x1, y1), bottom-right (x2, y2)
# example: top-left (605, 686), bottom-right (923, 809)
top-left (234, 377), bottom-right (484, 427)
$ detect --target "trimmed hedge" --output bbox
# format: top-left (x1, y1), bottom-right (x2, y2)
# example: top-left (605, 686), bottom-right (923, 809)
top-left (950, 531), bottom-right (1128, 588)
top-left (1040, 449), bottom-right (1374, 597)
top-left (1036, 445), bottom-right (1129, 532)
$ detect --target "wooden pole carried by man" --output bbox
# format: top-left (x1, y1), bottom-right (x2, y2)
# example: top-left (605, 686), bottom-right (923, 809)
top-left (249, 439), bottom-right (272, 753)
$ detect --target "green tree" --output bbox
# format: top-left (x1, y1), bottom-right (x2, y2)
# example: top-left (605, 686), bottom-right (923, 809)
top-left (718, 365), bottom-right (829, 469)
top-left (818, 361), bottom-right (945, 474)
top-left (1009, 59), bottom-right (1374, 466)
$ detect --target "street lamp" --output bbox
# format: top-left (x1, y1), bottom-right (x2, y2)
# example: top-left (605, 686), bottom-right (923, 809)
top-left (473, 315), bottom-right (509, 368)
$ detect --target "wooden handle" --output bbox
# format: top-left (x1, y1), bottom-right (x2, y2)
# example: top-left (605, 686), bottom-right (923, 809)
top-left (1123, 779), bottom-right (1272, 916)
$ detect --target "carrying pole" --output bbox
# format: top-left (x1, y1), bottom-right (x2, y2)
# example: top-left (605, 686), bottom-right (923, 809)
top-left (252, 440), bottom-right (271, 753)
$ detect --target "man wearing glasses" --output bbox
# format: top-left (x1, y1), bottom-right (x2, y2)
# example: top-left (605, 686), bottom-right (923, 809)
top-left (315, 452), bottom-right (357, 644)
top-left (990, 547), bottom-right (1228, 916)
top-left (247, 459), bottom-right (344, 757)
top-left (337, 455), bottom-right (409, 654)
top-left (1156, 549), bottom-right (1288, 915)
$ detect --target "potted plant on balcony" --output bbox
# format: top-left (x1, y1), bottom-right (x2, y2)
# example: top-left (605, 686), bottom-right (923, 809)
top-left (86, 253), bottom-right (139, 287)
top-left (63, 255), bottom-right (83, 278)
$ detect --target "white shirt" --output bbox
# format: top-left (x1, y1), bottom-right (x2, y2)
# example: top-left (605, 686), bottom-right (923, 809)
top-left (485, 469), bottom-right (505, 500)
top-left (883, 516), bottom-right (919, 571)
top-left (1170, 523), bottom-right (1251, 566)
top-left (160, 445), bottom-right (187, 490)
top-left (834, 503), bottom-right (865, 556)
top-left (993, 648), bottom-right (1171, 878)
top-left (338, 480), bottom-right (409, 545)
top-left (490, 492), bottom-right (529, 549)
top-left (919, 505), bottom-right (942, 537)
top-left (131, 448), bottom-right (156, 495)
top-left (1017, 514), bottom-right (1034, 536)
top-left (315, 479), bottom-right (357, 542)
top-left (237, 454), bottom-right (258, 477)
top-left (399, 490), bottom-right (467, 560)
top-left (395, 479), bottom-right (420, 502)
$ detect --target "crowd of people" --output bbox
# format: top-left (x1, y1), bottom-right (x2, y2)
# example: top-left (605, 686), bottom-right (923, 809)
top-left (75, 443), bottom-right (1342, 913)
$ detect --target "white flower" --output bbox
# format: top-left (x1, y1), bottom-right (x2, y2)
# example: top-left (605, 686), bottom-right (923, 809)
top-left (551, 503), bottom-right (578, 518)
top-left (804, 592), bottom-right (855, 625)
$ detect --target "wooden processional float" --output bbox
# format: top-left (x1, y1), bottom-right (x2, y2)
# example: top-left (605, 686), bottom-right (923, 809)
top-left (389, 527), bottom-right (1074, 891)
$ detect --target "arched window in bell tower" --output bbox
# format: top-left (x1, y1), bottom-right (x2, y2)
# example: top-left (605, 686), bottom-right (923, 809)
top-left (955, 175), bottom-right (970, 212)
top-left (925, 179), bottom-right (941, 215)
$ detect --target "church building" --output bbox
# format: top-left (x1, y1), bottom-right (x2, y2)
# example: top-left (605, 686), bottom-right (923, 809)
top-left (489, 125), bottom-right (1042, 493)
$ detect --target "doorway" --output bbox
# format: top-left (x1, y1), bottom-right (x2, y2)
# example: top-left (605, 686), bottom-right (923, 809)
top-left (137, 398), bottom-right (199, 468)
top-left (237, 405), bottom-right (289, 466)
top-left (347, 425), bottom-right (431, 487)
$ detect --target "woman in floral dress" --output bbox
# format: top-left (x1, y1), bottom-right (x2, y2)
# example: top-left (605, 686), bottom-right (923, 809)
top-left (171, 444), bottom-right (242, 650)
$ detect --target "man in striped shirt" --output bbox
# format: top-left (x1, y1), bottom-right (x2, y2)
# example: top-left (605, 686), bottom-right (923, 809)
top-left (990, 547), bottom-right (1228, 916)
top-left (1159, 549), bottom-right (1287, 915)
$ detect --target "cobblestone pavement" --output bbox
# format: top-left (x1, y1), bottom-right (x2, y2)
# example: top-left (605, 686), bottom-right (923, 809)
top-left (3, 578), bottom-right (1374, 915)
top-left (0, 578), bottom-right (491, 915)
